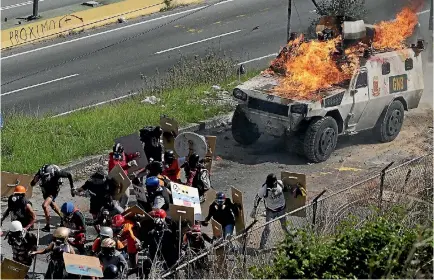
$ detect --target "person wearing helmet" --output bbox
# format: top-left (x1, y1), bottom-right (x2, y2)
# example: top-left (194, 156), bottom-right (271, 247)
top-left (144, 209), bottom-right (178, 270)
top-left (31, 164), bottom-right (75, 232)
top-left (74, 167), bottom-right (122, 226)
top-left (182, 224), bottom-right (212, 253)
top-left (30, 227), bottom-right (75, 279)
top-left (99, 238), bottom-right (128, 279)
top-left (140, 126), bottom-right (163, 163)
top-left (103, 264), bottom-right (120, 279)
top-left (91, 226), bottom-right (125, 256)
top-left (162, 150), bottom-right (186, 183)
top-left (183, 153), bottom-right (211, 202)
top-left (60, 202), bottom-right (86, 254)
top-left (143, 176), bottom-right (170, 211)
top-left (7, 221), bottom-right (38, 268)
top-left (250, 173), bottom-right (289, 249)
top-left (111, 214), bottom-right (141, 270)
top-left (202, 192), bottom-right (240, 239)
top-left (1, 186), bottom-right (36, 231)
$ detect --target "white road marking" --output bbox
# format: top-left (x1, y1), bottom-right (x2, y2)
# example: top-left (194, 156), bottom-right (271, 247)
top-left (214, 0), bottom-right (234, 6)
top-left (417, 9), bottom-right (430, 15)
top-left (1, 0), bottom-right (234, 59)
top-left (237, 53), bottom-right (277, 65)
top-left (50, 91), bottom-right (139, 118)
top-left (154, 29), bottom-right (242, 54)
top-left (1, 0), bottom-right (44, 11)
top-left (1, 74), bottom-right (79, 96)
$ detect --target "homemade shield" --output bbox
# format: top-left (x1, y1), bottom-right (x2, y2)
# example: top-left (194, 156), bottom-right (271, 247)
top-left (174, 132), bottom-right (208, 159)
top-left (1, 172), bottom-right (34, 199)
top-left (204, 136), bottom-right (217, 173)
top-left (0, 258), bottom-right (30, 279)
top-left (160, 115), bottom-right (179, 152)
top-left (170, 182), bottom-right (202, 221)
top-left (201, 188), bottom-right (217, 220)
top-left (211, 218), bottom-right (223, 239)
top-left (63, 253), bottom-right (103, 278)
top-left (122, 205), bottom-right (147, 218)
top-left (114, 132), bottom-right (148, 174)
top-left (281, 172), bottom-right (307, 217)
top-left (168, 204), bottom-right (195, 229)
top-left (108, 164), bottom-right (132, 200)
top-left (231, 187), bottom-right (246, 235)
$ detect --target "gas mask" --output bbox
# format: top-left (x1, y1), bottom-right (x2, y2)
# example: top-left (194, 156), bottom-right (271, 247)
top-left (215, 198), bottom-right (225, 207)
top-left (41, 172), bottom-right (52, 185)
top-left (154, 218), bottom-right (165, 230)
top-left (8, 231), bottom-right (24, 246)
top-left (53, 237), bottom-right (66, 246)
top-left (113, 152), bottom-right (123, 161)
top-left (102, 247), bottom-right (115, 256)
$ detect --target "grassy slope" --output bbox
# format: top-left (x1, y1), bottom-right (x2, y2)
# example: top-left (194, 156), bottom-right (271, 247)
top-left (1, 73), bottom-right (258, 174)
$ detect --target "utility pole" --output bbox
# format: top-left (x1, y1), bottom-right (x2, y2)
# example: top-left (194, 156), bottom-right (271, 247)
top-left (430, 0), bottom-right (433, 61)
top-left (32, 0), bottom-right (39, 20)
top-left (287, 0), bottom-right (292, 42)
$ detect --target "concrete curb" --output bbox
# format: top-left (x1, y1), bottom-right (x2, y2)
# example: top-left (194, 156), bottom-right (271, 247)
top-left (62, 112), bottom-right (233, 172)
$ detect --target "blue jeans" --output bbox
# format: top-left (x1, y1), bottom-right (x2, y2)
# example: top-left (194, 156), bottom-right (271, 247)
top-left (223, 224), bottom-right (234, 239)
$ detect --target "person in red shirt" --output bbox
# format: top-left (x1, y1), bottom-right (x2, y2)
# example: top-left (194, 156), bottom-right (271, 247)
top-left (111, 214), bottom-right (141, 270)
top-left (162, 150), bottom-right (185, 183)
top-left (108, 143), bottom-right (140, 174)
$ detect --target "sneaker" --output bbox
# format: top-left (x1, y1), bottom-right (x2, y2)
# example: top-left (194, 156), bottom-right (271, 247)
top-left (41, 225), bottom-right (51, 232)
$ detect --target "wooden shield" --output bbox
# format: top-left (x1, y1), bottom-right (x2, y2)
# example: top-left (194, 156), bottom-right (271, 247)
top-left (63, 253), bottom-right (103, 277)
top-left (108, 164), bottom-right (132, 200)
top-left (281, 172), bottom-right (307, 217)
top-left (1, 172), bottom-right (34, 199)
top-left (204, 136), bottom-right (217, 173)
top-left (168, 204), bottom-right (195, 229)
top-left (231, 187), bottom-right (245, 235)
top-left (201, 188), bottom-right (217, 220)
top-left (122, 205), bottom-right (146, 218)
top-left (114, 132), bottom-right (148, 174)
top-left (211, 218), bottom-right (223, 239)
top-left (0, 258), bottom-right (30, 279)
top-left (160, 115), bottom-right (179, 152)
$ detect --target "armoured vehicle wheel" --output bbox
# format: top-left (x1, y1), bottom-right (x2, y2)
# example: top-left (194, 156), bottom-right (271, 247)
top-left (375, 100), bottom-right (404, 143)
top-left (231, 106), bottom-right (260, 145)
top-left (304, 116), bottom-right (338, 163)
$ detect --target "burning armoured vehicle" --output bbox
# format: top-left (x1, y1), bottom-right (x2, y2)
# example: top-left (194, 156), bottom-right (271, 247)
top-left (231, 12), bottom-right (425, 163)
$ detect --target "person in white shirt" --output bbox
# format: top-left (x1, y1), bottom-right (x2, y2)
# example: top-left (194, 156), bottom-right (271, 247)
top-left (250, 173), bottom-right (290, 249)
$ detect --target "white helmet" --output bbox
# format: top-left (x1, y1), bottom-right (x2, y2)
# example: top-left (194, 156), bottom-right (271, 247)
top-left (100, 227), bottom-right (113, 238)
top-left (10, 221), bottom-right (23, 232)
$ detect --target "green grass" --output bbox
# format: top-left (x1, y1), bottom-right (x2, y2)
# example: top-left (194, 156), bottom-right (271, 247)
top-left (1, 70), bottom-right (259, 174)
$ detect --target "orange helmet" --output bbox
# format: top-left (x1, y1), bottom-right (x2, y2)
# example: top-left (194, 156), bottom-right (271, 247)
top-left (14, 186), bottom-right (26, 194)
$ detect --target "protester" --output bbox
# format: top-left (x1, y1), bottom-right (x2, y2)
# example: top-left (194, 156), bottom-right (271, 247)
top-left (7, 221), bottom-right (37, 269)
top-left (144, 176), bottom-right (171, 211)
top-left (98, 238), bottom-right (128, 279)
top-left (202, 192), bottom-right (240, 238)
top-left (140, 126), bottom-right (164, 162)
top-left (162, 150), bottom-right (185, 183)
top-left (250, 173), bottom-right (289, 249)
top-left (60, 202), bottom-right (86, 254)
top-left (1, 186), bottom-right (36, 231)
top-left (30, 164), bottom-right (75, 232)
top-left (183, 153), bottom-right (211, 202)
top-left (112, 214), bottom-right (141, 270)
top-left (91, 226), bottom-right (125, 256)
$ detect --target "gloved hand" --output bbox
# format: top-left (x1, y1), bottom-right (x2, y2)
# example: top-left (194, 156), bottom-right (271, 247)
top-left (135, 240), bottom-right (142, 250)
top-left (135, 151), bottom-right (141, 157)
top-left (128, 160), bottom-right (138, 167)
top-left (250, 207), bottom-right (257, 219)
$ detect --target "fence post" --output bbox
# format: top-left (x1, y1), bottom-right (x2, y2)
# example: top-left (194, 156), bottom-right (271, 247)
top-left (379, 162), bottom-right (394, 210)
top-left (312, 190), bottom-right (327, 226)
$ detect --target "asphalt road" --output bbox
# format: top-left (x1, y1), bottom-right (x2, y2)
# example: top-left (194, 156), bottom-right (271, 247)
top-left (1, 0), bottom-right (431, 116)
top-left (1, 0), bottom-right (85, 22)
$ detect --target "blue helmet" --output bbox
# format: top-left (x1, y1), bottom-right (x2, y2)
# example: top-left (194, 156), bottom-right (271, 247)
top-left (215, 192), bottom-right (226, 205)
top-left (145, 176), bottom-right (160, 188)
top-left (61, 202), bottom-right (75, 215)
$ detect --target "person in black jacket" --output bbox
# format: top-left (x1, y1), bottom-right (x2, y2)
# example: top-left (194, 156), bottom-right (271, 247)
top-left (1, 186), bottom-right (36, 231)
top-left (30, 164), bottom-right (75, 232)
top-left (202, 192), bottom-right (241, 239)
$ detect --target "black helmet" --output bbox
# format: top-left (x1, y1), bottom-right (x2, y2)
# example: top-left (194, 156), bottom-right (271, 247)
top-left (266, 173), bottom-right (277, 188)
top-left (148, 161), bottom-right (163, 175)
top-left (113, 143), bottom-right (124, 154)
top-left (188, 153), bottom-right (200, 167)
top-left (153, 126), bottom-right (163, 137)
top-left (164, 150), bottom-right (175, 164)
top-left (103, 264), bottom-right (119, 279)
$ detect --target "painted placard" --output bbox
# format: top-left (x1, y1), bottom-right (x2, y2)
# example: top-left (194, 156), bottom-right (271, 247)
top-left (231, 187), bottom-right (246, 235)
top-left (170, 182), bottom-right (202, 221)
top-left (114, 132), bottom-right (148, 174)
top-left (174, 132), bottom-right (208, 159)
top-left (281, 172), bottom-right (307, 217)
top-left (1, 172), bottom-right (34, 199)
top-left (201, 188), bottom-right (217, 220)
top-left (168, 204), bottom-right (195, 229)
top-left (108, 164), bottom-right (132, 200)
top-left (0, 258), bottom-right (30, 279)
top-left (160, 115), bottom-right (179, 152)
top-left (63, 253), bottom-right (103, 277)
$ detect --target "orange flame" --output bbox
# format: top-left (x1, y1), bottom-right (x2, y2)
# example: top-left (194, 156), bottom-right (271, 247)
top-left (267, 7), bottom-right (418, 101)
top-left (373, 7), bottom-right (418, 50)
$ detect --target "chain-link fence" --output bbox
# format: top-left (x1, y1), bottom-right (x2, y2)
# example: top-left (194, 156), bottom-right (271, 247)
top-left (161, 154), bottom-right (432, 279)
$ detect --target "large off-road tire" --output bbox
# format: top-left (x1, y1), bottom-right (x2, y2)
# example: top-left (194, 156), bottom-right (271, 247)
top-left (231, 106), bottom-right (260, 145)
top-left (374, 100), bottom-right (404, 143)
top-left (303, 116), bottom-right (338, 163)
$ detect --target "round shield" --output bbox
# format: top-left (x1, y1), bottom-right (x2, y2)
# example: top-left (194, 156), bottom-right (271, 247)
top-left (174, 132), bottom-right (208, 159)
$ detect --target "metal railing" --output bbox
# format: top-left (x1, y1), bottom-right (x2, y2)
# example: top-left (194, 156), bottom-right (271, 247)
top-left (161, 154), bottom-right (432, 279)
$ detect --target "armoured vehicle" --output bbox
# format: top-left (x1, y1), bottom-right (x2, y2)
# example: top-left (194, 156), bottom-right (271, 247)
top-left (231, 19), bottom-right (425, 163)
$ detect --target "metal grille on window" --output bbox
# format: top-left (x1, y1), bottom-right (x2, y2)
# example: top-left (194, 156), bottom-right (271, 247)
top-left (382, 62), bottom-right (390, 75)
top-left (405, 58), bottom-right (413, 71)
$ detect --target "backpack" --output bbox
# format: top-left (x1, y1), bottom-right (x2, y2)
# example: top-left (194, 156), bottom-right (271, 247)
top-left (192, 167), bottom-right (211, 193)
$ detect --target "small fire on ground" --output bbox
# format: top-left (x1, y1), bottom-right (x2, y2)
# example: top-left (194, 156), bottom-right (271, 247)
top-left (264, 7), bottom-right (418, 101)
